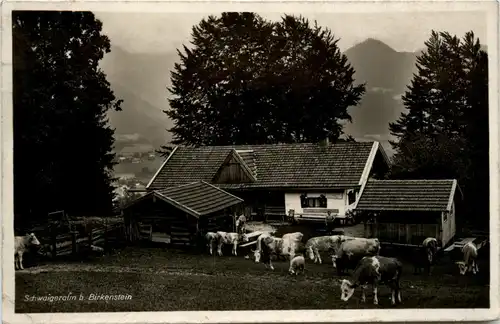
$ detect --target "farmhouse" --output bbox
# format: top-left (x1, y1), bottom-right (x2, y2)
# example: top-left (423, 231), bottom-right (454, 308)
top-left (356, 179), bottom-right (462, 248)
top-left (145, 141), bottom-right (390, 225)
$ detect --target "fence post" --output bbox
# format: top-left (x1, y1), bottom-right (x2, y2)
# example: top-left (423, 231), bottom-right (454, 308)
top-left (70, 231), bottom-right (77, 255)
top-left (89, 227), bottom-right (93, 253)
top-left (104, 219), bottom-right (108, 253)
top-left (51, 229), bottom-right (57, 259)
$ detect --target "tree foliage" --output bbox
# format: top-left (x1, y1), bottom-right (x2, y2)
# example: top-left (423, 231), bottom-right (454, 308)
top-left (389, 30), bottom-right (488, 228)
top-left (165, 12), bottom-right (365, 147)
top-left (13, 11), bottom-right (123, 223)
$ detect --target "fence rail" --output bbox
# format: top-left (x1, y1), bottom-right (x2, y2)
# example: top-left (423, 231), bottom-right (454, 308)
top-left (38, 222), bottom-right (125, 258)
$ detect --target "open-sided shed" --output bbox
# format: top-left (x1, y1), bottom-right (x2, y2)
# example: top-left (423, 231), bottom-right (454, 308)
top-left (123, 181), bottom-right (244, 246)
top-left (355, 179), bottom-right (462, 248)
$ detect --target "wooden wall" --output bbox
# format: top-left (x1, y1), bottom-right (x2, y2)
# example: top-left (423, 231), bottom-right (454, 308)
top-left (364, 210), bottom-right (443, 246)
top-left (124, 195), bottom-right (196, 246)
top-left (124, 195), bottom-right (243, 247)
top-left (213, 154), bottom-right (253, 184)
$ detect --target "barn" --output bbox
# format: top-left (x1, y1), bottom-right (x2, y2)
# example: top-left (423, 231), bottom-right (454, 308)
top-left (123, 181), bottom-right (245, 246)
top-left (355, 179), bottom-right (462, 248)
top-left (145, 140), bottom-right (390, 225)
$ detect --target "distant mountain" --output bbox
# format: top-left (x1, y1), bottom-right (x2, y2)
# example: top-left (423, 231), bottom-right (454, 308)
top-left (99, 46), bottom-right (178, 148)
top-left (102, 38), bottom-right (485, 157)
top-left (343, 38), bottom-right (421, 156)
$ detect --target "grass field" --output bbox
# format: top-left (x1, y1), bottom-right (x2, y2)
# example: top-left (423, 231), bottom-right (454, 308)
top-left (15, 245), bottom-right (489, 313)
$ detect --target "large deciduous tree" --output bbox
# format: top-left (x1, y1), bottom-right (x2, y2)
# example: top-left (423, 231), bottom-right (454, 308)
top-left (389, 30), bottom-right (488, 229)
top-left (165, 13), bottom-right (365, 147)
top-left (13, 11), bottom-right (123, 223)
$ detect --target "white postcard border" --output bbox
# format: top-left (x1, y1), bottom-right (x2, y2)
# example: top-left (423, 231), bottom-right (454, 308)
top-left (1, 1), bottom-right (499, 323)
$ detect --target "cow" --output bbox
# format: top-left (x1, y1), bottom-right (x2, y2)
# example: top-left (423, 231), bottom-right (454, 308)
top-left (216, 231), bottom-right (249, 256)
top-left (456, 241), bottom-right (479, 275)
top-left (252, 231), bottom-right (304, 263)
top-left (339, 255), bottom-right (403, 306)
top-left (331, 237), bottom-right (381, 276)
top-left (205, 232), bottom-right (218, 255)
top-left (305, 235), bottom-right (339, 264)
top-left (413, 237), bottom-right (438, 275)
top-left (15, 233), bottom-right (41, 270)
top-left (235, 215), bottom-right (247, 234)
top-left (289, 255), bottom-right (305, 275)
top-left (281, 232), bottom-right (304, 260)
top-left (254, 235), bottom-right (285, 270)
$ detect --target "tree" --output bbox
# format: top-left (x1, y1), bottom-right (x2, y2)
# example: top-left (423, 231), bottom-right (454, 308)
top-left (389, 30), bottom-right (488, 229)
top-left (13, 11), bottom-right (123, 223)
top-left (165, 12), bottom-right (365, 147)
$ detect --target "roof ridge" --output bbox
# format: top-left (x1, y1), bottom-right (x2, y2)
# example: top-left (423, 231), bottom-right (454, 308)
top-left (200, 181), bottom-right (244, 203)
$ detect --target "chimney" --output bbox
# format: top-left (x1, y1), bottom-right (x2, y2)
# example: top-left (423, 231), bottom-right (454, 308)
top-left (319, 137), bottom-right (330, 147)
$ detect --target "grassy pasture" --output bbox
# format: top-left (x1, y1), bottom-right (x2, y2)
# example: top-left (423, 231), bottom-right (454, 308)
top-left (15, 245), bottom-right (489, 313)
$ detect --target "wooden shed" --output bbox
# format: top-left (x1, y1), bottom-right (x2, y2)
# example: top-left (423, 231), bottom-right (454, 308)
top-left (355, 179), bottom-right (462, 248)
top-left (123, 181), bottom-right (244, 246)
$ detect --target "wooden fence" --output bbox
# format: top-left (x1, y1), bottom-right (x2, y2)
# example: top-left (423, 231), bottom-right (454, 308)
top-left (39, 222), bottom-right (125, 258)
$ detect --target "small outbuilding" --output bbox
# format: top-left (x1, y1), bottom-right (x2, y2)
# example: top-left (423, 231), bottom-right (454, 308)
top-left (123, 181), bottom-right (244, 246)
top-left (355, 179), bottom-right (462, 248)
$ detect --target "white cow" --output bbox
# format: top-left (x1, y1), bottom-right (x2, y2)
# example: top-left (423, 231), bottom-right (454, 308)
top-left (281, 232), bottom-right (304, 260)
top-left (216, 231), bottom-right (249, 256)
top-left (253, 231), bottom-right (304, 264)
top-left (15, 233), bottom-right (41, 270)
top-left (305, 235), bottom-right (351, 264)
top-left (205, 232), bottom-right (218, 255)
top-left (332, 237), bottom-right (381, 276)
top-left (456, 242), bottom-right (479, 275)
top-left (289, 255), bottom-right (305, 275)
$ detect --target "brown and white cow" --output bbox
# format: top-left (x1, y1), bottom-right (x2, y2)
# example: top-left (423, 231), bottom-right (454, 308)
top-left (332, 237), bottom-right (380, 276)
top-left (339, 255), bottom-right (403, 306)
top-left (216, 231), bottom-right (249, 256)
top-left (253, 231), bottom-right (304, 264)
top-left (281, 232), bottom-right (304, 260)
top-left (15, 233), bottom-right (41, 270)
top-left (305, 235), bottom-right (340, 264)
top-left (456, 241), bottom-right (479, 275)
top-left (205, 232), bottom-right (218, 255)
top-left (413, 237), bottom-right (438, 275)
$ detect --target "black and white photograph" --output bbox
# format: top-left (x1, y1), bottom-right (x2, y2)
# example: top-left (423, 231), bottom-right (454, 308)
top-left (2, 1), bottom-right (499, 323)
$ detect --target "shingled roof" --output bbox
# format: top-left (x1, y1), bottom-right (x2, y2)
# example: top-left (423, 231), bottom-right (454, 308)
top-left (355, 179), bottom-right (460, 212)
top-left (147, 142), bottom-right (387, 190)
top-left (125, 181), bottom-right (244, 217)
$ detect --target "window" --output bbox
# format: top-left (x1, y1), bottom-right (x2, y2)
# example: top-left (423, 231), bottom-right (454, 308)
top-left (347, 191), bottom-right (356, 205)
top-left (300, 194), bottom-right (327, 208)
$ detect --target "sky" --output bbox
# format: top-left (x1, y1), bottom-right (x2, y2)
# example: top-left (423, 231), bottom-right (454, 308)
top-left (95, 11), bottom-right (487, 54)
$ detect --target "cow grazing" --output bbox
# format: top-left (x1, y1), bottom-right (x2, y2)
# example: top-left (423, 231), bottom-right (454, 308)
top-left (15, 233), bottom-right (41, 270)
top-left (456, 241), bottom-right (479, 275)
top-left (413, 237), bottom-right (438, 275)
top-left (205, 232), bottom-right (218, 255)
top-left (216, 231), bottom-right (249, 256)
top-left (305, 235), bottom-right (339, 264)
top-left (332, 237), bottom-right (380, 276)
top-left (339, 255), bottom-right (403, 306)
top-left (289, 255), bottom-right (305, 275)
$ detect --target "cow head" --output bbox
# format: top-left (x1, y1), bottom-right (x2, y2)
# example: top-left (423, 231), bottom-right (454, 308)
top-left (455, 261), bottom-right (467, 275)
top-left (27, 233), bottom-right (41, 246)
top-left (331, 254), bottom-right (338, 268)
top-left (339, 279), bottom-right (355, 302)
top-left (306, 247), bottom-right (315, 261)
top-left (251, 249), bottom-right (261, 263)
